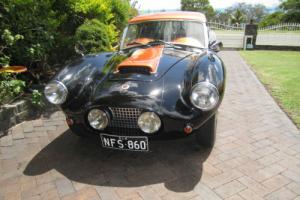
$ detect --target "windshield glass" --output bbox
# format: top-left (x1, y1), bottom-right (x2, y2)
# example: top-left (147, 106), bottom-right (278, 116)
top-left (121, 21), bottom-right (206, 49)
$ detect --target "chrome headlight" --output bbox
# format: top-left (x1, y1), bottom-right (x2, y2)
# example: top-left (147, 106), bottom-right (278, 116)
top-left (44, 81), bottom-right (68, 105)
top-left (87, 109), bottom-right (109, 130)
top-left (138, 112), bottom-right (161, 134)
top-left (190, 82), bottom-right (219, 111)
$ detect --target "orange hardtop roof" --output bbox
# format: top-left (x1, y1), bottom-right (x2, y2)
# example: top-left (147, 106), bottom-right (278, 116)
top-left (129, 11), bottom-right (207, 23)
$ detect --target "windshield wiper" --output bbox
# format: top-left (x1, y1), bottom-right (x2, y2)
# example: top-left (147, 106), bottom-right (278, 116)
top-left (171, 43), bottom-right (206, 51)
top-left (122, 41), bottom-right (151, 50)
top-left (126, 41), bottom-right (145, 46)
top-left (123, 40), bottom-right (178, 51)
top-left (147, 40), bottom-right (176, 48)
top-left (148, 40), bottom-right (205, 52)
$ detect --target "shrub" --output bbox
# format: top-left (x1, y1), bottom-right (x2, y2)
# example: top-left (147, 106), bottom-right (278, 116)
top-left (0, 73), bottom-right (25, 106)
top-left (110, 0), bottom-right (131, 30)
top-left (0, 0), bottom-right (60, 69)
top-left (75, 19), bottom-right (112, 54)
top-left (0, 29), bottom-right (24, 67)
top-left (31, 90), bottom-right (44, 108)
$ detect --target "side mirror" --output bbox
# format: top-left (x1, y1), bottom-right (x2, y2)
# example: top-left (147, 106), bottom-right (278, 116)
top-left (113, 44), bottom-right (120, 51)
top-left (74, 43), bottom-right (87, 57)
top-left (209, 41), bottom-right (223, 52)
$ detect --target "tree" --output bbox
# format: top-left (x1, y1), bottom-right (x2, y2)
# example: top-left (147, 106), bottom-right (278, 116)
top-left (259, 11), bottom-right (284, 27)
top-left (248, 4), bottom-right (268, 22)
top-left (230, 9), bottom-right (245, 24)
top-left (110, 0), bottom-right (132, 30)
top-left (280, 0), bottom-right (300, 22)
top-left (213, 10), bottom-right (231, 24)
top-left (214, 3), bottom-right (267, 24)
top-left (181, 0), bottom-right (215, 19)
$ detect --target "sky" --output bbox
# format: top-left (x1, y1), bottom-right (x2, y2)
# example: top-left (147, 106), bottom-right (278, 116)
top-left (137, 0), bottom-right (281, 10)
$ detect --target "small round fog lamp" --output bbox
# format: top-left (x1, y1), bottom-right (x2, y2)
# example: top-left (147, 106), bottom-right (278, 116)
top-left (87, 109), bottom-right (109, 130)
top-left (138, 112), bottom-right (161, 134)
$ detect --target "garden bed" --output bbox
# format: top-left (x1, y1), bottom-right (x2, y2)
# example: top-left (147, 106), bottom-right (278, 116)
top-left (0, 94), bottom-right (58, 137)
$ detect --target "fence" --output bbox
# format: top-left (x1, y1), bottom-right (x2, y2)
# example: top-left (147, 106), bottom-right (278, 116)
top-left (208, 22), bottom-right (300, 31)
top-left (207, 22), bottom-right (245, 31)
top-left (207, 22), bottom-right (300, 48)
top-left (259, 23), bottom-right (300, 31)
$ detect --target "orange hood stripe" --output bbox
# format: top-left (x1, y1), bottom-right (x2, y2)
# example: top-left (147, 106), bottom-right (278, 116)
top-left (117, 45), bottom-right (164, 73)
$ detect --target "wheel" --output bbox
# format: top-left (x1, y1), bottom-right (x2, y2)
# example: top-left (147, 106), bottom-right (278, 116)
top-left (194, 114), bottom-right (217, 148)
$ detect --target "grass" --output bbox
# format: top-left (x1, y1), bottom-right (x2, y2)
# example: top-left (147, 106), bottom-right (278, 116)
top-left (239, 50), bottom-right (300, 128)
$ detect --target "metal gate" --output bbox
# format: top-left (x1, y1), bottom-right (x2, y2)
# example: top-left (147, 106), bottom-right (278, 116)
top-left (208, 22), bottom-right (300, 48)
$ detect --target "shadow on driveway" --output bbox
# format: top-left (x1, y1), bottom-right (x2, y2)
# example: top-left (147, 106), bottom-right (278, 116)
top-left (24, 130), bottom-right (211, 192)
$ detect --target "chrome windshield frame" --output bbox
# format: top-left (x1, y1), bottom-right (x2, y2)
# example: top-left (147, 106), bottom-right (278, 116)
top-left (120, 20), bottom-right (209, 50)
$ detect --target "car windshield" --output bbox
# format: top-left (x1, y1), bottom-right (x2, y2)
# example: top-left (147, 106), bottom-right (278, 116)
top-left (121, 20), bottom-right (206, 49)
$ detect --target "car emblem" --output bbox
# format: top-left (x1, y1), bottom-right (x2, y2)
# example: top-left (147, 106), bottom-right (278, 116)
top-left (121, 83), bottom-right (130, 90)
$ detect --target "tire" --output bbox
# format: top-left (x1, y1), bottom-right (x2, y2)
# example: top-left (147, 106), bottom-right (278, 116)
top-left (194, 114), bottom-right (217, 148)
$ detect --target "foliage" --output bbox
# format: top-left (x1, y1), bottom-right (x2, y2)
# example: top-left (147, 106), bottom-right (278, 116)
top-left (72, 0), bottom-right (114, 26)
top-left (0, 29), bottom-right (24, 67)
top-left (230, 9), bottom-right (245, 24)
top-left (213, 3), bottom-right (267, 24)
top-left (31, 90), bottom-right (45, 108)
top-left (111, 0), bottom-right (132, 31)
top-left (240, 51), bottom-right (300, 128)
top-left (280, 0), bottom-right (300, 23)
top-left (259, 11), bottom-right (284, 27)
top-left (0, 0), bottom-right (133, 71)
top-left (72, 0), bottom-right (130, 39)
top-left (75, 19), bottom-right (112, 53)
top-left (0, 0), bottom-right (134, 104)
top-left (0, 73), bottom-right (25, 105)
top-left (129, 0), bottom-right (139, 18)
top-left (0, 0), bottom-right (61, 71)
top-left (181, 0), bottom-right (215, 19)
top-left (213, 1), bottom-right (300, 25)
top-left (213, 10), bottom-right (231, 24)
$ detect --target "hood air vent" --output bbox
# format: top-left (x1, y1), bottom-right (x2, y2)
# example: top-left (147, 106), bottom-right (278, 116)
top-left (118, 66), bottom-right (151, 74)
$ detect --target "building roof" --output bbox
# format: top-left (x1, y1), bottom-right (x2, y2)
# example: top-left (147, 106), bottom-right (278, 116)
top-left (129, 11), bottom-right (207, 23)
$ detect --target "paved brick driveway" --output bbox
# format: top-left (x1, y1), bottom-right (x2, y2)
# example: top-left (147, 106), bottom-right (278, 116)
top-left (1, 51), bottom-right (300, 200)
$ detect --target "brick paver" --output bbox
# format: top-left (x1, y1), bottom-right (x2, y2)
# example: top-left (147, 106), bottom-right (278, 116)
top-left (0, 51), bottom-right (299, 200)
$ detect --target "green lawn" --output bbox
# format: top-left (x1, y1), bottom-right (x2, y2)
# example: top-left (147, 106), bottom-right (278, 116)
top-left (239, 50), bottom-right (300, 128)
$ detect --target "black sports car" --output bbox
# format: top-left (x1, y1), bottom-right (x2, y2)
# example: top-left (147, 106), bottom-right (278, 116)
top-left (44, 11), bottom-right (225, 151)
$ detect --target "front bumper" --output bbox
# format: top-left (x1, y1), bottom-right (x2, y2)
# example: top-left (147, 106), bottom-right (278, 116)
top-left (64, 105), bottom-right (216, 140)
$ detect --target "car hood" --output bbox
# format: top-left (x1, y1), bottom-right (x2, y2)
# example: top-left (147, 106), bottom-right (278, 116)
top-left (58, 46), bottom-right (203, 112)
top-left (90, 47), bottom-right (203, 110)
top-left (107, 46), bottom-right (194, 82)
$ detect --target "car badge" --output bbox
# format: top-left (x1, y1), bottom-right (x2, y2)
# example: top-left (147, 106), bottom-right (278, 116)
top-left (121, 83), bottom-right (130, 90)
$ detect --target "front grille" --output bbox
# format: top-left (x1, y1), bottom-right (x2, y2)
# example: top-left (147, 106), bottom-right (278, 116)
top-left (108, 107), bottom-right (142, 129)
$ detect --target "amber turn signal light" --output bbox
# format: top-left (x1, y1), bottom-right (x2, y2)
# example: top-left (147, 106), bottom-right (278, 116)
top-left (66, 118), bottom-right (74, 126)
top-left (184, 124), bottom-right (193, 134)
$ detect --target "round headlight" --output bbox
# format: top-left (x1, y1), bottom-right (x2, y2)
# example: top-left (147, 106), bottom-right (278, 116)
top-left (88, 109), bottom-right (109, 130)
top-left (138, 112), bottom-right (161, 134)
top-left (44, 81), bottom-right (68, 105)
top-left (190, 82), bottom-right (219, 111)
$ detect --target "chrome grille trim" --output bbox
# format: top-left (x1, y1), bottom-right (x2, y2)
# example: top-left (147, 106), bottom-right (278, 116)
top-left (109, 107), bottom-right (142, 129)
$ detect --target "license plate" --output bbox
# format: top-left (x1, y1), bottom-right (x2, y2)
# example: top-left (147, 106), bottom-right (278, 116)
top-left (100, 134), bottom-right (149, 151)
